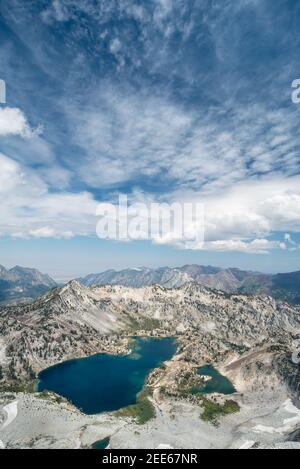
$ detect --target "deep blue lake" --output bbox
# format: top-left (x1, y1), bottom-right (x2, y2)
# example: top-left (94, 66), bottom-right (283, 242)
top-left (193, 364), bottom-right (236, 395)
top-left (38, 337), bottom-right (176, 415)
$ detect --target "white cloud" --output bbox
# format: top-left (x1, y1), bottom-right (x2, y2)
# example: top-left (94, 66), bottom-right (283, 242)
top-left (2, 2), bottom-right (300, 254)
top-left (0, 153), bottom-right (23, 192)
top-left (31, 227), bottom-right (74, 239)
top-left (69, 90), bottom-right (193, 186)
top-left (0, 107), bottom-right (37, 138)
top-left (14, 227), bottom-right (74, 240)
top-left (41, 0), bottom-right (69, 23)
top-left (92, 175), bottom-right (300, 253)
top-left (0, 153), bottom-right (98, 239)
top-left (258, 192), bottom-right (300, 231)
top-left (1, 95), bottom-right (299, 252)
top-left (150, 176), bottom-right (300, 252)
top-left (184, 175), bottom-right (300, 227)
top-left (200, 239), bottom-right (286, 254)
top-left (64, 86), bottom-right (300, 199)
top-left (110, 38), bottom-right (122, 55)
top-left (285, 233), bottom-right (297, 246)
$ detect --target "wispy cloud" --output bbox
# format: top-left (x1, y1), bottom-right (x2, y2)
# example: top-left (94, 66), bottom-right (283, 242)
top-left (0, 0), bottom-right (300, 256)
top-left (65, 86), bottom-right (300, 196)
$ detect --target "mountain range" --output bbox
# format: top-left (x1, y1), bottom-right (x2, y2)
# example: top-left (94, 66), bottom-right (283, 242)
top-left (79, 265), bottom-right (300, 304)
top-left (0, 265), bottom-right (57, 304)
top-left (0, 263), bottom-right (299, 306)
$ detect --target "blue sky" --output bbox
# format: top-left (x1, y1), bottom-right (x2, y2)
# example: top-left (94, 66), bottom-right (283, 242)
top-left (0, 0), bottom-right (300, 279)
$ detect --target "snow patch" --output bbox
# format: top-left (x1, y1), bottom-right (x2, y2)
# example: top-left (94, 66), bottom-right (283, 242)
top-left (239, 440), bottom-right (255, 449)
top-left (1, 401), bottom-right (18, 430)
top-left (253, 399), bottom-right (300, 435)
top-left (157, 444), bottom-right (174, 449)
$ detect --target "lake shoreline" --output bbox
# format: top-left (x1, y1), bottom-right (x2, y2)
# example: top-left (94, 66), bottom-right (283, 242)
top-left (38, 336), bottom-right (177, 415)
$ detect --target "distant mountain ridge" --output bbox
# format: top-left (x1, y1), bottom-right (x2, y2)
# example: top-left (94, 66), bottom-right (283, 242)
top-left (0, 264), bottom-right (57, 304)
top-left (79, 265), bottom-right (300, 304)
top-left (1, 262), bottom-right (299, 306)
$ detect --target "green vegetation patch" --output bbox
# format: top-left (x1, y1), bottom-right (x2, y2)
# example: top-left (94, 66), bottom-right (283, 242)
top-left (36, 390), bottom-right (65, 404)
top-left (0, 380), bottom-right (36, 394)
top-left (200, 398), bottom-right (240, 425)
top-left (128, 317), bottom-right (161, 332)
top-left (115, 388), bottom-right (155, 425)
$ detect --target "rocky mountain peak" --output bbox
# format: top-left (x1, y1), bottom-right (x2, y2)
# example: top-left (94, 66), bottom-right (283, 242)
top-left (0, 264), bottom-right (57, 305)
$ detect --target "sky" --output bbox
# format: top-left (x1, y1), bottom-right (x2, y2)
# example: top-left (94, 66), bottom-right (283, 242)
top-left (1, 0), bottom-right (300, 280)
